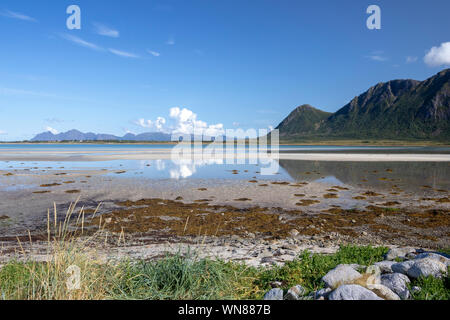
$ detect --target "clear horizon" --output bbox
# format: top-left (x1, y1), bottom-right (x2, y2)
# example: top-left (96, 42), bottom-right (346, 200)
top-left (1, 0), bottom-right (450, 141)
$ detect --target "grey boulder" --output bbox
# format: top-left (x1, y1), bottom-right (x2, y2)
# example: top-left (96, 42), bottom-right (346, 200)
top-left (367, 284), bottom-right (401, 300)
top-left (380, 273), bottom-right (411, 299)
top-left (407, 258), bottom-right (447, 279)
top-left (311, 287), bottom-right (332, 300)
top-left (374, 261), bottom-right (396, 273)
top-left (263, 288), bottom-right (284, 300)
top-left (322, 264), bottom-right (362, 288)
top-left (384, 247), bottom-right (416, 261)
top-left (391, 260), bottom-right (415, 275)
top-left (414, 252), bottom-right (450, 267)
top-left (328, 284), bottom-right (383, 300)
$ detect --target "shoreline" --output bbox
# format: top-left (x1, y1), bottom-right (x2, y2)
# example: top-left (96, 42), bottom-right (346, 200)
top-left (0, 152), bottom-right (449, 162)
top-left (1, 140), bottom-right (449, 147)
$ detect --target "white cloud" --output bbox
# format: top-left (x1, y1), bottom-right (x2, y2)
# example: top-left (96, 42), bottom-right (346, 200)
top-left (147, 50), bottom-right (160, 57)
top-left (1, 10), bottom-right (37, 22)
top-left (93, 23), bottom-right (119, 38)
top-left (424, 42), bottom-right (450, 67)
top-left (45, 126), bottom-right (59, 135)
top-left (169, 107), bottom-right (224, 137)
top-left (135, 107), bottom-right (224, 137)
top-left (170, 163), bottom-right (196, 179)
top-left (60, 34), bottom-right (103, 51)
top-left (169, 159), bottom-right (223, 179)
top-left (135, 117), bottom-right (166, 131)
top-left (367, 55), bottom-right (387, 62)
top-left (0, 130), bottom-right (7, 135)
top-left (365, 51), bottom-right (388, 62)
top-left (108, 48), bottom-right (139, 58)
top-left (60, 34), bottom-right (140, 59)
top-left (406, 56), bottom-right (418, 63)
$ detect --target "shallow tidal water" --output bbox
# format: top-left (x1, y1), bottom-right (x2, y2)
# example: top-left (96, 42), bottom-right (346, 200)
top-left (1, 158), bottom-right (449, 193)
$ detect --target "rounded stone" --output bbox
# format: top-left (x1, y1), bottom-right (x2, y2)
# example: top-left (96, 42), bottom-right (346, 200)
top-left (328, 284), bottom-right (383, 300)
top-left (263, 288), bottom-right (284, 300)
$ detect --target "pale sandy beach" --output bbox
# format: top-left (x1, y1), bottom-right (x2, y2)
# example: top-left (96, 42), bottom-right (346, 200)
top-left (1, 149), bottom-right (449, 162)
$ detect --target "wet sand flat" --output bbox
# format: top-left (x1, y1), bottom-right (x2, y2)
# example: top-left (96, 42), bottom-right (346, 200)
top-left (0, 165), bottom-right (448, 250)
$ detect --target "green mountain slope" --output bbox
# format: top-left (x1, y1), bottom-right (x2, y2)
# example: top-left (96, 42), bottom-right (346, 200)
top-left (275, 104), bottom-right (332, 136)
top-left (276, 69), bottom-right (450, 141)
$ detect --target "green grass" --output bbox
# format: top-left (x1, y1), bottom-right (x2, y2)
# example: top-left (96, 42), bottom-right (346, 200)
top-left (409, 272), bottom-right (450, 300)
top-left (0, 258), bottom-right (110, 300)
top-left (108, 252), bottom-right (257, 300)
top-left (1, 245), bottom-right (448, 300)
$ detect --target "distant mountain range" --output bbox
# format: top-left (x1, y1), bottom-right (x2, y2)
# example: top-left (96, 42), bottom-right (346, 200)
top-left (30, 69), bottom-right (449, 143)
top-left (31, 129), bottom-right (172, 142)
top-left (276, 68), bottom-right (450, 141)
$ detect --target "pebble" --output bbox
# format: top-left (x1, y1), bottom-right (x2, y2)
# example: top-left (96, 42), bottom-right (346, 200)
top-left (284, 285), bottom-right (306, 300)
top-left (411, 286), bottom-right (421, 294)
top-left (269, 281), bottom-right (282, 288)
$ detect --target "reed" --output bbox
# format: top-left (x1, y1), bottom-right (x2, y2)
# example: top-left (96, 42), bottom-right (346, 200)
top-left (0, 198), bottom-right (111, 300)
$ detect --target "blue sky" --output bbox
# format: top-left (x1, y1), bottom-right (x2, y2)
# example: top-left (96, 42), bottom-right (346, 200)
top-left (0, 0), bottom-right (449, 141)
